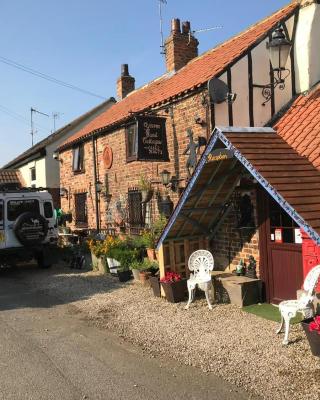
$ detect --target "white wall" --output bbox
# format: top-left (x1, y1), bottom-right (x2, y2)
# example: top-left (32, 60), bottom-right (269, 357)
top-left (295, 3), bottom-right (320, 93)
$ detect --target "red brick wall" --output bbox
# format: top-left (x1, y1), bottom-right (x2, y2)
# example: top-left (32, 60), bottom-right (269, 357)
top-left (60, 89), bottom-right (260, 273)
top-left (211, 188), bottom-right (260, 274)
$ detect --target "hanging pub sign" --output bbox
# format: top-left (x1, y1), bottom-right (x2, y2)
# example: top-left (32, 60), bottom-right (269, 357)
top-left (136, 116), bottom-right (169, 161)
top-left (207, 149), bottom-right (234, 163)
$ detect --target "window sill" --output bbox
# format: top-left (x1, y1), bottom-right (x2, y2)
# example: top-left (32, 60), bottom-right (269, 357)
top-left (73, 170), bottom-right (85, 175)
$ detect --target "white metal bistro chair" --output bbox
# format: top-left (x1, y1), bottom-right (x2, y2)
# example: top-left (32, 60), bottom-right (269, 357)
top-left (277, 264), bottom-right (320, 345)
top-left (185, 250), bottom-right (214, 310)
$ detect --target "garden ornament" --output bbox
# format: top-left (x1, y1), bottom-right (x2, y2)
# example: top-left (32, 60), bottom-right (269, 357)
top-left (183, 128), bottom-right (199, 178)
top-left (277, 264), bottom-right (320, 345)
top-left (185, 250), bottom-right (215, 310)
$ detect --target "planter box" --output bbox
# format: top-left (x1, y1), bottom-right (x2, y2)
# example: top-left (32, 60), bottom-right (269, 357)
top-left (117, 270), bottom-right (132, 282)
top-left (161, 279), bottom-right (187, 303)
top-left (131, 268), bottom-right (141, 281)
top-left (301, 318), bottom-right (320, 357)
top-left (149, 276), bottom-right (161, 297)
top-left (106, 257), bottom-right (121, 274)
top-left (91, 253), bottom-right (109, 273)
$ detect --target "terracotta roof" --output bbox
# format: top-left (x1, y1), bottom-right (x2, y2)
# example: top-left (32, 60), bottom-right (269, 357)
top-left (0, 169), bottom-right (24, 187)
top-left (59, 2), bottom-right (298, 151)
top-left (157, 127), bottom-right (320, 248)
top-left (275, 84), bottom-right (320, 171)
top-left (224, 131), bottom-right (320, 236)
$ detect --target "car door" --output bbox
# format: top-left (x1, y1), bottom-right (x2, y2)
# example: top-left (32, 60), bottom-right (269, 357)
top-left (0, 199), bottom-right (5, 249)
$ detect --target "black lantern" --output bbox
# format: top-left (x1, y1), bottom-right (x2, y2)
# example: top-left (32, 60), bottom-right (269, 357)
top-left (268, 27), bottom-right (292, 73)
top-left (160, 169), bottom-right (171, 186)
top-left (253, 26), bottom-right (292, 105)
top-left (95, 181), bottom-right (103, 193)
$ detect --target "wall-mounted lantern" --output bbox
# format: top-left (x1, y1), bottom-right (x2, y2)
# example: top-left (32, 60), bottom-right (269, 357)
top-left (59, 187), bottom-right (68, 199)
top-left (160, 169), bottom-right (181, 192)
top-left (95, 181), bottom-right (103, 194)
top-left (253, 26), bottom-right (292, 105)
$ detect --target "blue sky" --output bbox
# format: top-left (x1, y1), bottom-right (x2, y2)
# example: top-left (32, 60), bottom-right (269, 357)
top-left (0, 0), bottom-right (289, 166)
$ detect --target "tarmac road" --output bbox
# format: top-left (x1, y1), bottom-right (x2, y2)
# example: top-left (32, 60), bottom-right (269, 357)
top-left (0, 268), bottom-right (255, 400)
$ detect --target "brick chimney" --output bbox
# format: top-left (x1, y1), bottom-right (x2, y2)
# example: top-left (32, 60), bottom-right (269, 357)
top-left (164, 18), bottom-right (199, 72)
top-left (116, 64), bottom-right (135, 100)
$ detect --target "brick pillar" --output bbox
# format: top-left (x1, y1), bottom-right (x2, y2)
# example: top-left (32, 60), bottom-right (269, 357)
top-left (164, 19), bottom-right (199, 72)
top-left (116, 64), bottom-right (135, 100)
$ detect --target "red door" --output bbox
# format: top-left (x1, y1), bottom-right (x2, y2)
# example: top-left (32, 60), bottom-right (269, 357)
top-left (258, 190), bottom-right (303, 304)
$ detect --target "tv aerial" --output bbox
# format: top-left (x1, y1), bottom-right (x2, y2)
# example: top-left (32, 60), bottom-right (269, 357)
top-left (208, 77), bottom-right (237, 104)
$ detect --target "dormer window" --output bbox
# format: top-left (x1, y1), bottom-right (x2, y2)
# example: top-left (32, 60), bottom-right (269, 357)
top-left (72, 144), bottom-right (84, 173)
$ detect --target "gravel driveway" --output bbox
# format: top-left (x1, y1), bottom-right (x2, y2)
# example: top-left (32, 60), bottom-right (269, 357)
top-left (25, 264), bottom-right (320, 400)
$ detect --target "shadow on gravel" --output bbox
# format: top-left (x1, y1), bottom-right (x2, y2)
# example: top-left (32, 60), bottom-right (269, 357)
top-left (0, 263), bottom-right (130, 312)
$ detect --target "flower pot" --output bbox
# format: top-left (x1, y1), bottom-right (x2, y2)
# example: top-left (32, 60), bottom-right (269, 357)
top-left (149, 276), bottom-right (161, 297)
top-left (161, 279), bottom-right (187, 303)
top-left (301, 318), bottom-right (320, 357)
top-left (139, 270), bottom-right (152, 286)
top-left (141, 189), bottom-right (153, 203)
top-left (91, 253), bottom-right (108, 273)
top-left (106, 257), bottom-right (121, 274)
top-left (147, 248), bottom-right (157, 261)
top-left (117, 270), bottom-right (132, 282)
top-left (131, 268), bottom-right (141, 281)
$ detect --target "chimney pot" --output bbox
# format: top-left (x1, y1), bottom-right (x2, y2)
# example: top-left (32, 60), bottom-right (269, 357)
top-left (121, 64), bottom-right (129, 77)
top-left (171, 18), bottom-right (181, 34)
top-left (182, 21), bottom-right (191, 34)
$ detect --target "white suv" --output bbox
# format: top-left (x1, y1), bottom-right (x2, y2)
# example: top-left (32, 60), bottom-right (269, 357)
top-left (0, 189), bottom-right (58, 268)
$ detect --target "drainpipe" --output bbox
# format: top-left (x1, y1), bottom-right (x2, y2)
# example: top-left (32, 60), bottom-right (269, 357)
top-left (92, 136), bottom-right (100, 232)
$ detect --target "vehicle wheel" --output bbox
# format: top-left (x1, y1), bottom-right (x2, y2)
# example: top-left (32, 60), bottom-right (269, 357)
top-left (13, 212), bottom-right (49, 247)
top-left (35, 251), bottom-right (52, 269)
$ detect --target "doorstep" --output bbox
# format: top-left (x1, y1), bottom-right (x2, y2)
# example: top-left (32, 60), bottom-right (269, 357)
top-left (211, 271), bottom-right (262, 307)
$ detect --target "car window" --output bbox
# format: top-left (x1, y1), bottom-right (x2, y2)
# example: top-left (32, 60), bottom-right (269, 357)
top-left (7, 199), bottom-right (40, 221)
top-left (44, 202), bottom-right (53, 218)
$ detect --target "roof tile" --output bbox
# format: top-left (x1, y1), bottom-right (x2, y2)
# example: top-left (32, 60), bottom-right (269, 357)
top-left (60, 3), bottom-right (298, 150)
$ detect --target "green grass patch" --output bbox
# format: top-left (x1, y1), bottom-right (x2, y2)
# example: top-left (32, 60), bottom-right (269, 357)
top-left (242, 303), bottom-right (303, 324)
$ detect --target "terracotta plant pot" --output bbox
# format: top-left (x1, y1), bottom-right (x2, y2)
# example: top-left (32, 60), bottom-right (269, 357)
top-left (301, 318), bottom-right (320, 357)
top-left (161, 279), bottom-right (187, 303)
top-left (149, 276), bottom-right (161, 297)
top-left (147, 248), bottom-right (157, 261)
top-left (139, 270), bottom-right (152, 285)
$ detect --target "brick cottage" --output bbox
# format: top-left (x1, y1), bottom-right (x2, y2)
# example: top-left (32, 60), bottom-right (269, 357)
top-left (58, 0), bottom-right (320, 302)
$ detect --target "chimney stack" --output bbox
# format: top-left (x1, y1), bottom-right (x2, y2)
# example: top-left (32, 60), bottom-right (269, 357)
top-left (164, 18), bottom-right (199, 73)
top-left (117, 64), bottom-right (135, 100)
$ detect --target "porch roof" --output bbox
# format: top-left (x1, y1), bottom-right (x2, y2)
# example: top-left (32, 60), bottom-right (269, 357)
top-left (157, 127), bottom-right (320, 248)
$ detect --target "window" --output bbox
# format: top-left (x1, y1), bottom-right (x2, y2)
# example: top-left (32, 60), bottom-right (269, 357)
top-left (7, 199), bottom-right (40, 221)
top-left (0, 200), bottom-right (3, 228)
top-left (72, 144), bottom-right (84, 172)
top-left (74, 193), bottom-right (87, 226)
top-left (44, 202), bottom-right (53, 218)
top-left (125, 123), bottom-right (138, 161)
top-left (30, 167), bottom-right (36, 181)
top-left (128, 189), bottom-right (143, 226)
top-left (269, 198), bottom-right (299, 244)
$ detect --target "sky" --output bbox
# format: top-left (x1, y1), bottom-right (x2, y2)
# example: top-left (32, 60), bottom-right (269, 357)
top-left (0, 0), bottom-right (290, 166)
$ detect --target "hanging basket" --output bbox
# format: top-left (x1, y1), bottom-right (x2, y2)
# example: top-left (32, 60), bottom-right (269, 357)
top-left (141, 189), bottom-right (153, 203)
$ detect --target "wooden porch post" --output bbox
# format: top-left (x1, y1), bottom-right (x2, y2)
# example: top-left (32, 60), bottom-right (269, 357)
top-left (158, 244), bottom-right (166, 297)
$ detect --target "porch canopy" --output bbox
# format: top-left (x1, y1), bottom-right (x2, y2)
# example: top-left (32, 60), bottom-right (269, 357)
top-left (157, 127), bottom-right (320, 250)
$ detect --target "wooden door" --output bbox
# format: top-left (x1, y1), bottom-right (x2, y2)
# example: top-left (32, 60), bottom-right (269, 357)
top-left (258, 190), bottom-right (303, 304)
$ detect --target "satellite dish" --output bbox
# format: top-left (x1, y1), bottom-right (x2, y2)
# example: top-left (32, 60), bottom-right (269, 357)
top-left (208, 78), bottom-right (229, 104)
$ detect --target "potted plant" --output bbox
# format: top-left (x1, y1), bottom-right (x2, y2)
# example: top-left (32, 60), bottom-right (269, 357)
top-left (108, 247), bottom-right (137, 282)
top-left (88, 238), bottom-right (109, 273)
top-left (160, 271), bottom-right (187, 303)
top-left (142, 215), bottom-right (167, 261)
top-left (130, 260), bottom-right (145, 281)
top-left (138, 174), bottom-right (153, 203)
top-left (301, 315), bottom-right (320, 357)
